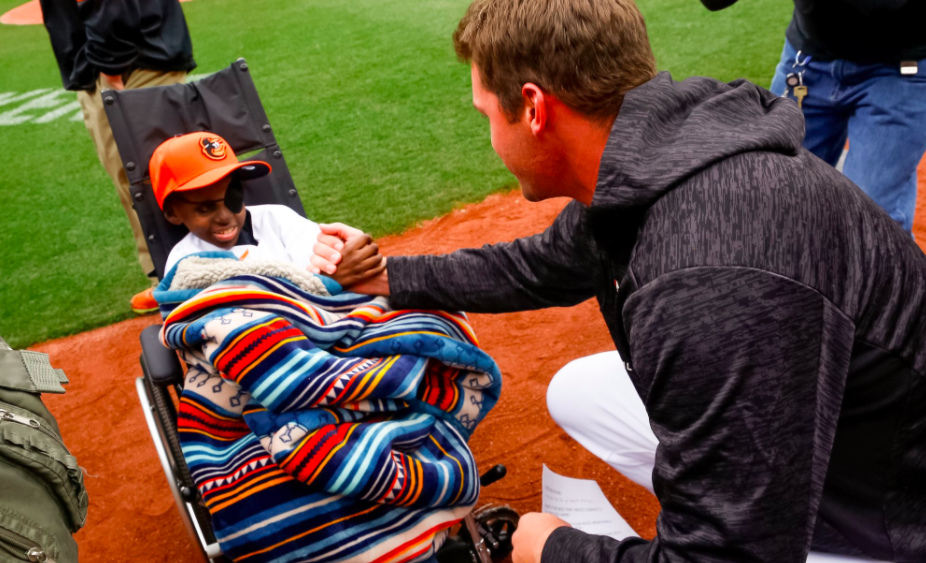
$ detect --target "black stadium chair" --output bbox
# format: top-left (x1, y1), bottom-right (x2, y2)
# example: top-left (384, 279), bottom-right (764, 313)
top-left (104, 58), bottom-right (517, 563)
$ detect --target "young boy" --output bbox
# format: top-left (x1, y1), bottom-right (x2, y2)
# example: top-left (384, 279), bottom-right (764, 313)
top-left (131, 132), bottom-right (383, 312)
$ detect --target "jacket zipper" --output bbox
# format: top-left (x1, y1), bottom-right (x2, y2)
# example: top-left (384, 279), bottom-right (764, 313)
top-left (0, 526), bottom-right (56, 563)
top-left (0, 407), bottom-right (70, 454)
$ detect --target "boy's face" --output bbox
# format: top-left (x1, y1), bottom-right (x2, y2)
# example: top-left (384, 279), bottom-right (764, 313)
top-left (164, 175), bottom-right (246, 249)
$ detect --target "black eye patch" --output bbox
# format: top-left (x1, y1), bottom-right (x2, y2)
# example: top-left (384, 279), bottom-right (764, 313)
top-left (224, 178), bottom-right (245, 213)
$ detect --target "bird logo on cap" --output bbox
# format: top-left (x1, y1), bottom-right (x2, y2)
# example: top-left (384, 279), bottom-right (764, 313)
top-left (200, 135), bottom-right (227, 160)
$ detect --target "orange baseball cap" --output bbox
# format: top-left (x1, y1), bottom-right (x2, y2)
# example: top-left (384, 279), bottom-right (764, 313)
top-left (149, 132), bottom-right (271, 209)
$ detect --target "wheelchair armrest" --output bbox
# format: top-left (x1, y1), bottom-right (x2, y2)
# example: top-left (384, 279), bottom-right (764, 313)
top-left (140, 324), bottom-right (184, 386)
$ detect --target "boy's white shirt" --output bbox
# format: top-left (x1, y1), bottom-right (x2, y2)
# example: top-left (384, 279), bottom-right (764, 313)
top-left (164, 204), bottom-right (321, 273)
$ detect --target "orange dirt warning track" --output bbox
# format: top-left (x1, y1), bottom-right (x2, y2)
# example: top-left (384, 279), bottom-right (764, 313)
top-left (35, 155), bottom-right (926, 561)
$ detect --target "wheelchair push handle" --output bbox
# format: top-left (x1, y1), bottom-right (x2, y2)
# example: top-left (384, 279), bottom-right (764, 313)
top-left (479, 465), bottom-right (507, 488)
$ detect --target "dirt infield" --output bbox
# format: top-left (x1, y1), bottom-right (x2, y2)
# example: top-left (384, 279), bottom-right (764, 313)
top-left (34, 156), bottom-right (926, 561)
top-left (0, 0), bottom-right (43, 26)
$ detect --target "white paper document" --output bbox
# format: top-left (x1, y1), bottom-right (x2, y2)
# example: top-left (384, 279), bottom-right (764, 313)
top-left (542, 464), bottom-right (637, 541)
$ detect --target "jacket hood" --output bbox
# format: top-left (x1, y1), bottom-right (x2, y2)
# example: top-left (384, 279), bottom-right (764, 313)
top-left (593, 72), bottom-right (804, 211)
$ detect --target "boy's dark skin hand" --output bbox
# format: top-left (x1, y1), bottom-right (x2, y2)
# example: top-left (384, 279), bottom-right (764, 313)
top-left (312, 223), bottom-right (391, 295)
top-left (330, 234), bottom-right (386, 288)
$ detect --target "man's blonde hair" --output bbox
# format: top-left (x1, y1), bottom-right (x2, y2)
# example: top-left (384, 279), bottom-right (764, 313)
top-left (453, 0), bottom-right (657, 122)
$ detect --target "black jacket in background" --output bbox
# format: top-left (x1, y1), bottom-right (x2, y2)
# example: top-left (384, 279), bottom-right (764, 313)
top-left (700, 0), bottom-right (926, 63)
top-left (40, 0), bottom-right (196, 91)
top-left (388, 72), bottom-right (926, 562)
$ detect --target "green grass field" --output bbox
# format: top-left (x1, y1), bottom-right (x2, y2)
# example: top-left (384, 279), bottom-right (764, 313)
top-left (0, 0), bottom-right (791, 348)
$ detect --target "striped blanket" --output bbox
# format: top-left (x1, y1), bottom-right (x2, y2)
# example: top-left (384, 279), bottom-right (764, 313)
top-left (154, 253), bottom-right (502, 563)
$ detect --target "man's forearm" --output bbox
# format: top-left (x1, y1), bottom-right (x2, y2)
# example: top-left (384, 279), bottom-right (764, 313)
top-left (386, 247), bottom-right (593, 313)
top-left (386, 200), bottom-right (598, 313)
top-left (349, 267), bottom-right (390, 296)
top-left (543, 527), bottom-right (649, 563)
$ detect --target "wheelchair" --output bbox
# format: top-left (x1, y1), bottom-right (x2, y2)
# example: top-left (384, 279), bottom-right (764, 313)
top-left (104, 59), bottom-right (519, 563)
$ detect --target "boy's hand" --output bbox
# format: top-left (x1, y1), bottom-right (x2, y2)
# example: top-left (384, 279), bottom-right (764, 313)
top-left (328, 233), bottom-right (386, 288)
top-left (310, 223), bottom-right (366, 275)
top-left (310, 223), bottom-right (390, 295)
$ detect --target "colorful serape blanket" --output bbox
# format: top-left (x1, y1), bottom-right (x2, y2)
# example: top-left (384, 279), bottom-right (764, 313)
top-left (154, 253), bottom-right (502, 563)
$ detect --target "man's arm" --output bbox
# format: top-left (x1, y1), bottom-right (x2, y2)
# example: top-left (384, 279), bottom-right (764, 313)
top-left (542, 267), bottom-right (855, 563)
top-left (82, 0), bottom-right (142, 77)
top-left (38, 0), bottom-right (90, 89)
top-left (386, 200), bottom-right (599, 313)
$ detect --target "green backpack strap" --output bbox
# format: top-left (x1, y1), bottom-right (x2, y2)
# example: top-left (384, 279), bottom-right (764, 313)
top-left (0, 349), bottom-right (67, 395)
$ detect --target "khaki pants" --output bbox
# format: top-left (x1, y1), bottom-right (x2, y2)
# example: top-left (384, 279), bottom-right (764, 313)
top-left (77, 68), bottom-right (188, 282)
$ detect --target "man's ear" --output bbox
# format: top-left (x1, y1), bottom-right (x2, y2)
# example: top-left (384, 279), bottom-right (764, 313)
top-left (522, 82), bottom-right (548, 136)
top-left (163, 200), bottom-right (184, 225)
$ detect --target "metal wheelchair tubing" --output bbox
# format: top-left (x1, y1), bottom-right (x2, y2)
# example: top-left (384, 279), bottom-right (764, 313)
top-left (136, 376), bottom-right (215, 561)
top-left (140, 355), bottom-right (218, 543)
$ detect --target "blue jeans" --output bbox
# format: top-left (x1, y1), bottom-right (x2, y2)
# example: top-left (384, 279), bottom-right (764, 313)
top-left (770, 40), bottom-right (926, 232)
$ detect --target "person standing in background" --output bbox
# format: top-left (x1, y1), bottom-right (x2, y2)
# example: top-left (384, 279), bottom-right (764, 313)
top-left (702, 0), bottom-right (926, 235)
top-left (39, 0), bottom-right (196, 313)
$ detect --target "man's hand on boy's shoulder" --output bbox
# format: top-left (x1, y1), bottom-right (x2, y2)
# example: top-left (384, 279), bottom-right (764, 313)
top-left (311, 223), bottom-right (389, 294)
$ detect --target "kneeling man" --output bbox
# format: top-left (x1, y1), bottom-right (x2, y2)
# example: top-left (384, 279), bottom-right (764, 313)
top-left (313, 0), bottom-right (926, 561)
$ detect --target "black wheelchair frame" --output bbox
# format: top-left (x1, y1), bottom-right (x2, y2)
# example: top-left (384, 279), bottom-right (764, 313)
top-left (105, 59), bottom-right (518, 563)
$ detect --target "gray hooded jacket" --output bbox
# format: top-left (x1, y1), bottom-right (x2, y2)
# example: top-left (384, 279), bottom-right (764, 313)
top-left (389, 72), bottom-right (926, 562)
